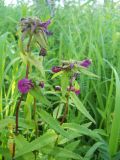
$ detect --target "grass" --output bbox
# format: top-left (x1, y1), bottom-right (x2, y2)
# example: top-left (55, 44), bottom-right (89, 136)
top-left (0, 0), bottom-right (120, 159)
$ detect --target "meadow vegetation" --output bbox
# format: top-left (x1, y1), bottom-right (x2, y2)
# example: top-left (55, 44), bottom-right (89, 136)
top-left (0, 0), bottom-right (120, 159)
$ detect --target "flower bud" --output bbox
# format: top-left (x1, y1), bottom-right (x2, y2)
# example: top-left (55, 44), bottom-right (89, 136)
top-left (52, 66), bottom-right (62, 73)
top-left (55, 86), bottom-right (61, 91)
top-left (39, 81), bottom-right (44, 88)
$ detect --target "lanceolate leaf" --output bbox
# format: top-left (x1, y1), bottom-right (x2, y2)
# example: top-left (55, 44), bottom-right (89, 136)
top-left (15, 135), bottom-right (34, 160)
top-left (84, 142), bottom-right (103, 160)
top-left (51, 147), bottom-right (83, 160)
top-left (38, 109), bottom-right (70, 138)
top-left (15, 131), bottom-right (57, 158)
top-left (0, 147), bottom-right (11, 160)
top-left (62, 123), bottom-right (100, 140)
top-left (70, 93), bottom-right (96, 124)
top-left (108, 63), bottom-right (120, 155)
top-left (30, 87), bottom-right (51, 106)
top-left (79, 67), bottom-right (99, 78)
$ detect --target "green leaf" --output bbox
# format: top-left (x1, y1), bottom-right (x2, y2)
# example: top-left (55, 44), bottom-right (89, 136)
top-left (35, 31), bottom-right (47, 49)
top-left (84, 142), bottom-right (103, 160)
top-left (61, 73), bottom-right (69, 97)
top-left (20, 53), bottom-right (45, 77)
top-left (79, 67), bottom-right (99, 78)
top-left (65, 140), bottom-right (80, 151)
top-left (38, 109), bottom-right (70, 138)
top-left (0, 147), bottom-right (11, 160)
top-left (51, 71), bottom-right (64, 79)
top-left (0, 117), bottom-right (14, 130)
top-left (62, 123), bottom-right (100, 140)
top-left (15, 135), bottom-right (34, 160)
top-left (30, 87), bottom-right (51, 106)
top-left (0, 117), bottom-right (35, 130)
top-left (51, 147), bottom-right (83, 160)
top-left (107, 62), bottom-right (120, 155)
top-left (15, 131), bottom-right (57, 158)
top-left (70, 93), bottom-right (96, 124)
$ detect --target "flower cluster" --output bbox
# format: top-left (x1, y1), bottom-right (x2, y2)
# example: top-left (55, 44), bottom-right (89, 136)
top-left (52, 59), bottom-right (92, 95)
top-left (20, 17), bottom-right (52, 36)
top-left (18, 78), bottom-right (45, 94)
top-left (52, 59), bottom-right (91, 73)
top-left (20, 17), bottom-right (52, 57)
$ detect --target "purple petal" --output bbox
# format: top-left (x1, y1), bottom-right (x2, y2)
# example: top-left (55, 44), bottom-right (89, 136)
top-left (52, 66), bottom-right (62, 73)
top-left (39, 19), bottom-right (51, 29)
top-left (18, 78), bottom-right (33, 94)
top-left (75, 89), bottom-right (80, 95)
top-left (80, 59), bottom-right (91, 68)
top-left (44, 29), bottom-right (53, 36)
top-left (70, 63), bottom-right (74, 69)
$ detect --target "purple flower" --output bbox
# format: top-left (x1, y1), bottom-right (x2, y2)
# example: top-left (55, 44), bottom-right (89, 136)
top-left (18, 78), bottom-right (33, 94)
top-left (80, 59), bottom-right (91, 68)
top-left (39, 19), bottom-right (52, 36)
top-left (52, 66), bottom-right (62, 73)
top-left (70, 63), bottom-right (74, 69)
top-left (75, 89), bottom-right (80, 95)
top-left (39, 81), bottom-right (44, 88)
top-left (39, 48), bottom-right (47, 56)
top-left (55, 86), bottom-right (61, 91)
top-left (39, 19), bottom-right (51, 29)
top-left (20, 18), bottom-right (52, 37)
top-left (44, 30), bottom-right (53, 36)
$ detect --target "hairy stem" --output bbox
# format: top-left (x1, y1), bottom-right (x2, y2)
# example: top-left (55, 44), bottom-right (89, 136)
top-left (60, 94), bottom-right (69, 125)
top-left (15, 94), bottom-right (24, 135)
top-left (33, 98), bottom-right (38, 160)
top-left (13, 34), bottom-right (33, 158)
top-left (26, 34), bottom-right (33, 78)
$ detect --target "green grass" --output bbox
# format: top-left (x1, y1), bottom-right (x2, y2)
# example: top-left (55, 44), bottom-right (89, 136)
top-left (0, 0), bottom-right (120, 159)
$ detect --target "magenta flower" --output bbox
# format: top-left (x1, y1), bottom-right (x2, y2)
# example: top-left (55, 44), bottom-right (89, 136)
top-left (52, 66), bottom-right (62, 73)
top-left (18, 78), bottom-right (33, 94)
top-left (39, 19), bottom-right (51, 29)
top-left (70, 63), bottom-right (74, 69)
top-left (39, 19), bottom-right (52, 36)
top-left (75, 89), bottom-right (80, 95)
top-left (80, 59), bottom-right (91, 68)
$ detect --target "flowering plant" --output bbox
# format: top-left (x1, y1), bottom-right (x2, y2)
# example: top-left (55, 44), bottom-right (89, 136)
top-left (6, 17), bottom-right (98, 159)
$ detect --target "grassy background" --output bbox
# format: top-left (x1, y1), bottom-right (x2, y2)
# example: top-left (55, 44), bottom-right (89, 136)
top-left (0, 0), bottom-right (120, 159)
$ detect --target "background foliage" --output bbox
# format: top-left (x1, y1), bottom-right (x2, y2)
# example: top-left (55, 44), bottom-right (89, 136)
top-left (0, 0), bottom-right (120, 159)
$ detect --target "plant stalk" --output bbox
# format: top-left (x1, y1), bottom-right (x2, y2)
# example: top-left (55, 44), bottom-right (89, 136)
top-left (60, 94), bottom-right (69, 125)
